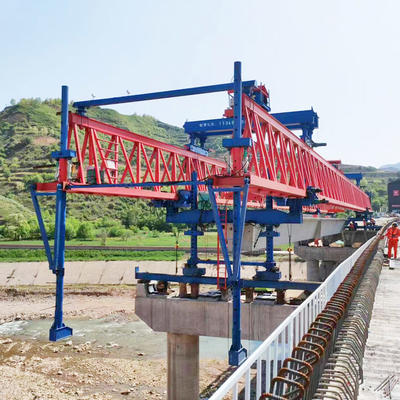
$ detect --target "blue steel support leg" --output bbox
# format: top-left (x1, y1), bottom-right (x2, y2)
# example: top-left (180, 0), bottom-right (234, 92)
top-left (183, 171), bottom-right (205, 276)
top-left (49, 85), bottom-right (73, 342)
top-left (30, 187), bottom-right (54, 269)
top-left (255, 196), bottom-right (281, 280)
top-left (50, 186), bottom-right (72, 341)
top-left (229, 181), bottom-right (250, 366)
top-left (190, 171), bottom-right (198, 265)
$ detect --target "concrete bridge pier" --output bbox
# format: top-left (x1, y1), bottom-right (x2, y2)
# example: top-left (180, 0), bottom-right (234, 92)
top-left (306, 260), bottom-right (320, 281)
top-left (167, 333), bottom-right (199, 400)
top-left (319, 261), bottom-right (338, 281)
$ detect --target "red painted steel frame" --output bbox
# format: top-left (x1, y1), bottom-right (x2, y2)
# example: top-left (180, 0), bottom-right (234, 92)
top-left (64, 113), bottom-right (226, 200)
top-left (37, 100), bottom-right (370, 213)
top-left (219, 95), bottom-right (371, 212)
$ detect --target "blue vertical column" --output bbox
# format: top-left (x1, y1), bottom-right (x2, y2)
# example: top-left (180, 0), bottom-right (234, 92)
top-left (255, 196), bottom-right (281, 280)
top-left (49, 85), bottom-right (73, 341)
top-left (233, 61), bottom-right (242, 141)
top-left (229, 184), bottom-right (249, 366)
top-left (60, 86), bottom-right (69, 152)
top-left (228, 61), bottom-right (248, 366)
top-left (183, 171), bottom-right (205, 276)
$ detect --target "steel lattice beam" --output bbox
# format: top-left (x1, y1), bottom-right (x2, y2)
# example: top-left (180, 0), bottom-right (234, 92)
top-left (36, 110), bottom-right (371, 212)
top-left (38, 109), bottom-right (371, 211)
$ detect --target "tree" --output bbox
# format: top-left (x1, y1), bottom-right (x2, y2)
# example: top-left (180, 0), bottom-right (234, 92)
top-left (3, 166), bottom-right (11, 179)
top-left (76, 222), bottom-right (95, 240)
top-left (123, 209), bottom-right (138, 228)
top-left (99, 229), bottom-right (108, 246)
top-left (65, 218), bottom-right (80, 240)
top-left (109, 226), bottom-right (124, 237)
top-left (121, 229), bottom-right (133, 241)
top-left (3, 213), bottom-right (31, 240)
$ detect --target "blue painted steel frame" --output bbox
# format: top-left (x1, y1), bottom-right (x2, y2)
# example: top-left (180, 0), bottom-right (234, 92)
top-left (73, 80), bottom-right (257, 112)
top-left (30, 188), bottom-right (54, 268)
top-left (271, 109), bottom-right (325, 148)
top-left (344, 173), bottom-right (363, 186)
top-left (34, 63), bottom-right (320, 367)
top-left (183, 171), bottom-right (206, 276)
top-left (135, 268), bottom-right (320, 291)
top-left (40, 86), bottom-right (73, 341)
top-left (50, 185), bottom-right (73, 341)
top-left (30, 183), bottom-right (72, 340)
top-left (166, 209), bottom-right (302, 225)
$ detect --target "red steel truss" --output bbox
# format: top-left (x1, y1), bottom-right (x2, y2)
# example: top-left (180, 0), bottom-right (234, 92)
top-left (37, 98), bottom-right (370, 212)
top-left (56, 113), bottom-right (226, 200)
top-left (218, 95), bottom-right (371, 212)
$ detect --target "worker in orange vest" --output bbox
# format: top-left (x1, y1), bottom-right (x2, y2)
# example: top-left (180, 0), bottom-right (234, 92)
top-left (385, 222), bottom-right (400, 259)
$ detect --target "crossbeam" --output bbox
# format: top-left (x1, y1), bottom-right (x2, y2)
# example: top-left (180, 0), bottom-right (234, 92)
top-left (73, 80), bottom-right (257, 110)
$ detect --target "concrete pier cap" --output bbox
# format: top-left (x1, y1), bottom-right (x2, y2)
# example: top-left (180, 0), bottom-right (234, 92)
top-left (135, 283), bottom-right (297, 341)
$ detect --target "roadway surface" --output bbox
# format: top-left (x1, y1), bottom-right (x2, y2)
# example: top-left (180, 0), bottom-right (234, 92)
top-left (360, 259), bottom-right (400, 398)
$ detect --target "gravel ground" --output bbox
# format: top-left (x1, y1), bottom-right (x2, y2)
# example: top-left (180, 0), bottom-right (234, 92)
top-left (0, 286), bottom-right (231, 400)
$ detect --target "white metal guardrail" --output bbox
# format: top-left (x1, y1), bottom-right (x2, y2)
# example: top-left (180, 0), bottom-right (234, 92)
top-left (209, 238), bottom-right (374, 400)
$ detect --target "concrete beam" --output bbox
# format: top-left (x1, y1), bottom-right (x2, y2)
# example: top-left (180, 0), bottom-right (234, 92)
top-left (295, 246), bottom-right (357, 262)
top-left (294, 231), bottom-right (378, 262)
top-left (229, 217), bottom-right (346, 252)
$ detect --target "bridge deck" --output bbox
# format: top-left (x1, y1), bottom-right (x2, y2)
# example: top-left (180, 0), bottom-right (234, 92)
top-left (360, 260), bottom-right (400, 398)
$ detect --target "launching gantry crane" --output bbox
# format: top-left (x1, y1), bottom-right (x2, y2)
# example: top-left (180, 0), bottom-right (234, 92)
top-left (31, 62), bottom-right (371, 366)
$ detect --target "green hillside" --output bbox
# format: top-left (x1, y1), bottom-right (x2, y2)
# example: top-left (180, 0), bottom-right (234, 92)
top-left (0, 98), bottom-right (203, 240)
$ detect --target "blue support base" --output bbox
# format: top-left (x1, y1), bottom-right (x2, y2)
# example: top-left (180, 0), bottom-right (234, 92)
top-left (182, 267), bottom-right (206, 277)
top-left (49, 324), bottom-right (73, 341)
top-left (254, 270), bottom-right (282, 281)
top-left (51, 150), bottom-right (76, 160)
top-left (222, 137), bottom-right (253, 149)
top-left (229, 347), bottom-right (247, 366)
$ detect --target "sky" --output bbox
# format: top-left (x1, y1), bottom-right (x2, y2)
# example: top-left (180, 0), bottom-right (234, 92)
top-left (1, 0), bottom-right (399, 168)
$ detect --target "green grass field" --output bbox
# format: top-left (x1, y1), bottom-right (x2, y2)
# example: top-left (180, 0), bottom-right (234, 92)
top-left (0, 248), bottom-right (185, 263)
top-left (0, 230), bottom-right (293, 262)
top-left (0, 231), bottom-right (219, 248)
top-left (0, 231), bottom-right (218, 262)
